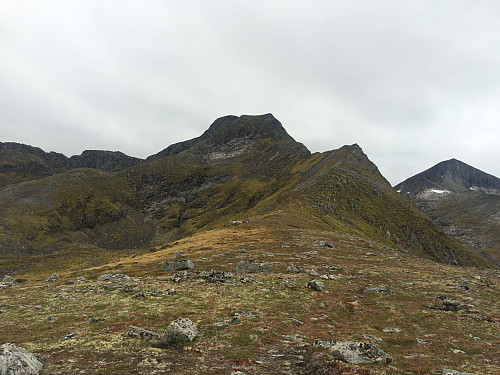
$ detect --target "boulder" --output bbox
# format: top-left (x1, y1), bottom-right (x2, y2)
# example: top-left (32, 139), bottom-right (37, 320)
top-left (235, 259), bottom-right (270, 274)
top-left (364, 285), bottom-right (394, 295)
top-left (45, 273), bottom-right (59, 282)
top-left (172, 250), bottom-right (186, 259)
top-left (329, 341), bottom-right (393, 364)
top-left (97, 273), bottom-right (131, 281)
top-left (161, 318), bottom-right (198, 344)
top-left (0, 343), bottom-right (43, 375)
top-left (198, 270), bottom-right (234, 283)
top-left (2, 276), bottom-right (18, 286)
top-left (161, 259), bottom-right (194, 272)
top-left (306, 279), bottom-right (325, 292)
top-left (287, 264), bottom-right (306, 273)
top-left (123, 326), bottom-right (160, 342)
top-left (432, 296), bottom-right (469, 311)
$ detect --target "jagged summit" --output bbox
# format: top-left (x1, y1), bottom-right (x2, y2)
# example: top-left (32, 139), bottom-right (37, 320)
top-left (395, 158), bottom-right (500, 196)
top-left (148, 114), bottom-right (308, 160)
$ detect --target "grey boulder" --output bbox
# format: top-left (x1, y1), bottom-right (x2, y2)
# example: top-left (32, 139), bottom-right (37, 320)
top-left (161, 318), bottom-right (198, 344)
top-left (0, 343), bottom-right (43, 375)
top-left (161, 259), bottom-right (194, 272)
top-left (45, 273), bottom-right (59, 282)
top-left (235, 259), bottom-right (270, 274)
top-left (329, 341), bottom-right (393, 364)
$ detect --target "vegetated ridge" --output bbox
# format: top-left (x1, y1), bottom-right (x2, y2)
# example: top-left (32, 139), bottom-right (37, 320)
top-left (0, 114), bottom-right (488, 267)
top-left (395, 159), bottom-right (500, 266)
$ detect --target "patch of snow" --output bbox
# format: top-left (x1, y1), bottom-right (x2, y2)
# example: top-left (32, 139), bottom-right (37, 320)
top-left (396, 190), bottom-right (401, 193)
top-left (430, 189), bottom-right (450, 194)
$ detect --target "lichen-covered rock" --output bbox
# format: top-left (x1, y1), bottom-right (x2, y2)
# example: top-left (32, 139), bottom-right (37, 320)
top-left (198, 270), bottom-right (234, 283)
top-left (0, 343), bottom-right (43, 375)
top-left (45, 273), bottom-right (59, 282)
top-left (172, 250), bottom-right (186, 259)
top-left (2, 276), bottom-right (18, 286)
top-left (364, 285), bottom-right (394, 295)
top-left (161, 318), bottom-right (198, 344)
top-left (123, 326), bottom-right (160, 342)
top-left (306, 279), bottom-right (325, 292)
top-left (161, 259), bottom-right (194, 272)
top-left (287, 264), bottom-right (306, 273)
top-left (235, 259), bottom-right (270, 274)
top-left (432, 296), bottom-right (469, 311)
top-left (97, 273), bottom-right (131, 281)
top-left (329, 341), bottom-right (393, 364)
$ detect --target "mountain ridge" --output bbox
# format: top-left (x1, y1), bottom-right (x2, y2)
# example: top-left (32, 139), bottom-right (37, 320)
top-left (0, 115), bottom-right (490, 268)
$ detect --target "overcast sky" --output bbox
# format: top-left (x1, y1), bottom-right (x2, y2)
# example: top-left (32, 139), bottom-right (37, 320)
top-left (1, 1), bottom-right (499, 184)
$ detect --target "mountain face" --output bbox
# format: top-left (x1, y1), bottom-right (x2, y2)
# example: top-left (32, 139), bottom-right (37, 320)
top-left (0, 142), bottom-right (142, 187)
top-left (0, 115), bottom-right (489, 267)
top-left (395, 158), bottom-right (500, 198)
top-left (395, 159), bottom-right (500, 266)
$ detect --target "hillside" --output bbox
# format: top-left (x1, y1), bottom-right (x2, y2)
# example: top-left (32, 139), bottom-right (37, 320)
top-left (395, 159), bottom-right (500, 266)
top-left (0, 114), bottom-right (486, 267)
top-left (1, 115), bottom-right (498, 374)
top-left (0, 142), bottom-right (142, 187)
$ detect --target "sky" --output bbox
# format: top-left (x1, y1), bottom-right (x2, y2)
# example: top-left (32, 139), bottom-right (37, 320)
top-left (1, 0), bottom-right (499, 185)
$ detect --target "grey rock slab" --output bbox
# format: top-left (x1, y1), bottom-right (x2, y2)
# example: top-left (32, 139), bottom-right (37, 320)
top-left (123, 326), bottom-right (160, 342)
top-left (2, 276), bottom-right (18, 286)
top-left (306, 279), bottom-right (325, 292)
top-left (161, 318), bottom-right (198, 344)
top-left (329, 341), bottom-right (393, 365)
top-left (0, 343), bottom-right (43, 375)
top-left (45, 273), bottom-right (59, 282)
top-left (97, 273), bottom-right (131, 281)
top-left (235, 259), bottom-right (270, 274)
top-left (161, 259), bottom-right (194, 272)
top-left (432, 296), bottom-right (469, 311)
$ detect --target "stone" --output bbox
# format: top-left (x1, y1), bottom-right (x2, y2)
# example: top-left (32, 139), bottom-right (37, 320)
top-left (287, 264), bottom-right (306, 273)
top-left (173, 250), bottom-right (186, 259)
top-left (319, 241), bottom-right (334, 248)
top-left (76, 276), bottom-right (87, 283)
top-left (161, 318), bottom-right (198, 344)
top-left (364, 285), bottom-right (394, 295)
top-left (432, 296), bottom-right (469, 311)
top-left (123, 326), bottom-right (160, 341)
top-left (45, 273), bottom-right (59, 282)
top-left (2, 275), bottom-right (18, 286)
top-left (329, 341), bottom-right (393, 365)
top-left (161, 259), bottom-right (194, 272)
top-left (383, 327), bottom-right (401, 333)
top-left (0, 343), bottom-right (43, 375)
top-left (198, 270), bottom-right (234, 283)
top-left (235, 248), bottom-right (248, 253)
top-left (61, 332), bottom-right (79, 341)
top-left (235, 259), bottom-right (270, 274)
top-left (170, 271), bottom-right (189, 283)
top-left (306, 279), bottom-right (325, 292)
top-left (97, 273), bottom-right (131, 281)
top-left (440, 370), bottom-right (477, 375)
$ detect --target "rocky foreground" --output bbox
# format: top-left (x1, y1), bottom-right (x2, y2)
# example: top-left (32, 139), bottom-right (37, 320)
top-left (1, 217), bottom-right (499, 374)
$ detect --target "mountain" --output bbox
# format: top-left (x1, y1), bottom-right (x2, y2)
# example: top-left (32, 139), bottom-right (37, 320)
top-left (0, 115), bottom-right (488, 267)
top-left (0, 142), bottom-right (142, 187)
top-left (395, 159), bottom-right (500, 266)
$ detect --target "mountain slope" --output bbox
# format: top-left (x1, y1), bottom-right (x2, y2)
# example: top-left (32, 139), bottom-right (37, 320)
top-left (395, 159), bottom-right (500, 266)
top-left (0, 115), bottom-right (489, 267)
top-left (0, 142), bottom-right (142, 187)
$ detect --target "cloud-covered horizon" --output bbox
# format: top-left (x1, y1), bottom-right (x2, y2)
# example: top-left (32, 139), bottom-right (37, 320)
top-left (1, 1), bottom-right (499, 184)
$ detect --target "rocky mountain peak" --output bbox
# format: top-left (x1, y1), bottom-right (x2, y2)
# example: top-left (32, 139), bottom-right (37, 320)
top-left (148, 114), bottom-right (308, 160)
top-left (395, 158), bottom-right (500, 196)
top-left (201, 114), bottom-right (291, 143)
